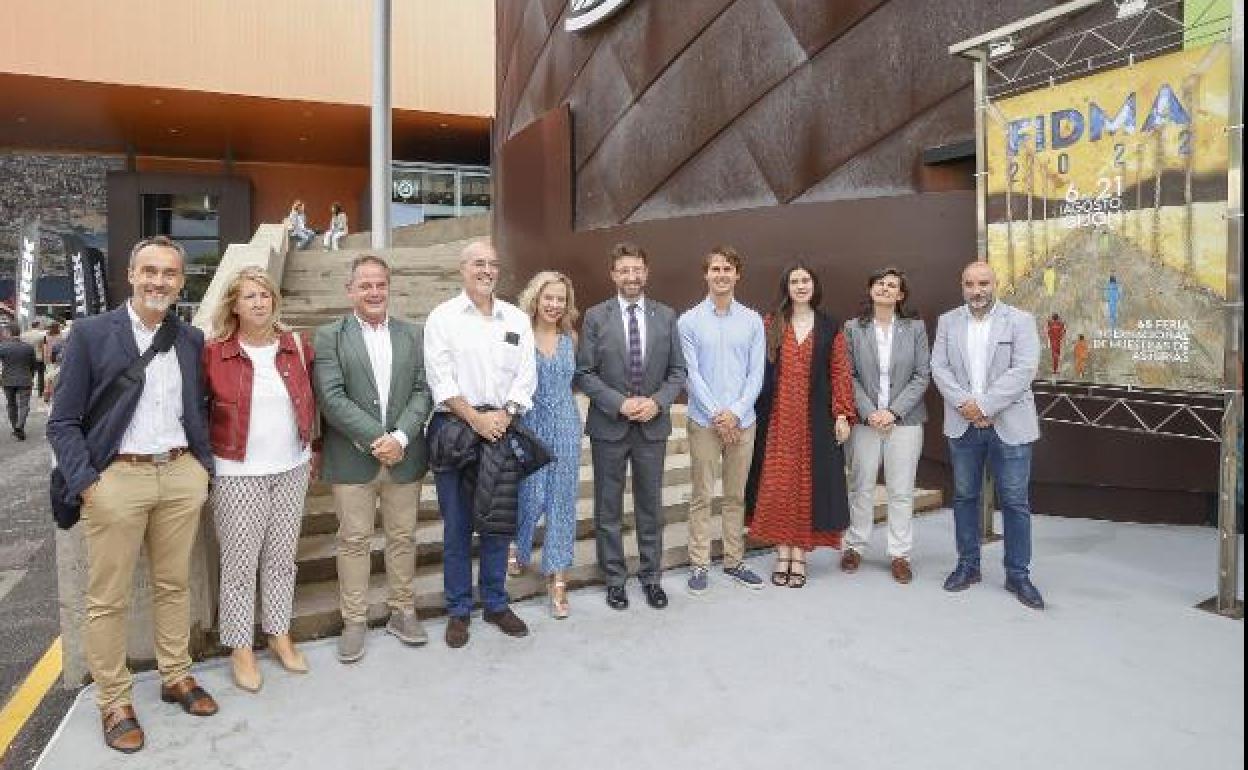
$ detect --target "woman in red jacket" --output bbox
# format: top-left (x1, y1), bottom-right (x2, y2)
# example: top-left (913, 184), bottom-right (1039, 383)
top-left (203, 266), bottom-right (317, 692)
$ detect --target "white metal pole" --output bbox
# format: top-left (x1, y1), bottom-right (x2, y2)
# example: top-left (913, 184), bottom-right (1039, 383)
top-left (371, 0), bottom-right (393, 249)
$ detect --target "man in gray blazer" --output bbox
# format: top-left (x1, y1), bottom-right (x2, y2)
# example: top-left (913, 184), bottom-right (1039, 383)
top-left (576, 243), bottom-right (686, 610)
top-left (930, 261), bottom-right (1044, 609)
top-left (314, 255), bottom-right (433, 661)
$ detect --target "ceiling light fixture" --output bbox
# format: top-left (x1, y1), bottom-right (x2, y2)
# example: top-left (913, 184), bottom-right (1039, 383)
top-left (1115, 0), bottom-right (1147, 20)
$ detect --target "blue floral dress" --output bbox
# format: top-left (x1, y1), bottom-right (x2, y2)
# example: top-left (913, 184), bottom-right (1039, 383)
top-left (515, 334), bottom-right (581, 573)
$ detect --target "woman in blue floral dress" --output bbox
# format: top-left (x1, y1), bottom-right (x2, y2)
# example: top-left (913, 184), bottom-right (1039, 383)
top-left (512, 271), bottom-right (582, 618)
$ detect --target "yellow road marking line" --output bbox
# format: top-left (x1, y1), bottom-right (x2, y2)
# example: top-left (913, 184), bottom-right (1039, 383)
top-left (0, 637), bottom-right (62, 759)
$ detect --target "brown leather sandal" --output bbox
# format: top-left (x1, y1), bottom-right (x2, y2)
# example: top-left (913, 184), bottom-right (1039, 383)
top-left (101, 705), bottom-right (145, 753)
top-left (160, 676), bottom-right (219, 716)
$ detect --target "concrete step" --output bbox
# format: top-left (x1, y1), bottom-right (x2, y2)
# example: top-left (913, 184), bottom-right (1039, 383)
top-left (288, 514), bottom-right (729, 641)
top-left (293, 478), bottom-right (943, 585)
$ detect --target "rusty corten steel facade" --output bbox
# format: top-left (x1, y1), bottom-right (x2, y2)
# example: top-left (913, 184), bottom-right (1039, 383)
top-left (492, 0), bottom-right (1220, 524)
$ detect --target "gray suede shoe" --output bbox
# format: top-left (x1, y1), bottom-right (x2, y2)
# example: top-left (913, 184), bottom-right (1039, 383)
top-left (337, 622), bottom-right (367, 663)
top-left (386, 610), bottom-right (429, 646)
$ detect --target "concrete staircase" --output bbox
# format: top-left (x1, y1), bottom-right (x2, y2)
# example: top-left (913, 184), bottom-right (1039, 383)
top-left (273, 215), bottom-right (943, 643)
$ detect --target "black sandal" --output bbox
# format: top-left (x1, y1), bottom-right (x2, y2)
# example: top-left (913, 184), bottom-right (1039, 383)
top-left (788, 556), bottom-right (808, 588)
top-left (770, 558), bottom-right (791, 587)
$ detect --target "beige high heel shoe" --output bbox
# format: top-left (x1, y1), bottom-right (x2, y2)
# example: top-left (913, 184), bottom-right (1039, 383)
top-left (550, 575), bottom-right (570, 619)
top-left (268, 634), bottom-right (309, 674)
top-left (231, 649), bottom-right (262, 693)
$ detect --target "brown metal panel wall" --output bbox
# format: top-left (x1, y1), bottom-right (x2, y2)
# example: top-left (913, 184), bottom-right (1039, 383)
top-left (493, 0), bottom-right (1221, 523)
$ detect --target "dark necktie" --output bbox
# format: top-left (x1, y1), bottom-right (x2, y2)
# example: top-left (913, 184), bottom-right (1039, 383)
top-left (627, 303), bottom-right (642, 396)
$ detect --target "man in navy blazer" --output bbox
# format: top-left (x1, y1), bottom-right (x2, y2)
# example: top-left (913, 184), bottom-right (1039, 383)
top-left (47, 236), bottom-right (217, 753)
top-left (930, 261), bottom-right (1044, 610)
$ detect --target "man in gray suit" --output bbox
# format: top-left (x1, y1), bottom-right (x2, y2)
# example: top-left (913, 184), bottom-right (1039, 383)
top-left (314, 255), bottom-right (433, 661)
top-left (930, 261), bottom-right (1045, 609)
top-left (576, 243), bottom-right (687, 610)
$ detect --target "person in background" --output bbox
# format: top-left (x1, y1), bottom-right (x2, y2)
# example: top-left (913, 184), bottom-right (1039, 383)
top-left (930, 260), bottom-right (1045, 610)
top-left (324, 203), bottom-right (349, 251)
top-left (511, 271), bottom-right (582, 618)
top-left (1, 323), bottom-right (37, 440)
top-left (41, 322), bottom-right (65, 402)
top-left (203, 266), bottom-right (317, 692)
top-left (678, 246), bottom-right (766, 596)
top-left (745, 262), bottom-right (854, 589)
top-left (841, 267), bottom-right (930, 584)
top-left (19, 318), bottom-right (47, 397)
top-left (287, 200), bottom-right (315, 250)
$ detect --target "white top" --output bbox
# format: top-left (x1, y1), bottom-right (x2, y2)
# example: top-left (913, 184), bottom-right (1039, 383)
top-left (355, 314), bottom-right (408, 447)
top-left (214, 341), bottom-right (310, 476)
top-left (966, 303), bottom-right (998, 398)
top-left (617, 295), bottom-right (647, 360)
top-left (874, 319), bottom-right (894, 410)
top-left (424, 291), bottom-right (536, 412)
top-left (118, 301), bottom-right (188, 454)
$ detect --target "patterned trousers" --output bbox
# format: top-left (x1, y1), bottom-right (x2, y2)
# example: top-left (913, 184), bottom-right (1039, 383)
top-left (210, 462), bottom-right (311, 648)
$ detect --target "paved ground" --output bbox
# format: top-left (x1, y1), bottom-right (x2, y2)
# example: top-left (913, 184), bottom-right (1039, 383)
top-left (30, 512), bottom-right (1244, 770)
top-left (0, 405), bottom-right (76, 770)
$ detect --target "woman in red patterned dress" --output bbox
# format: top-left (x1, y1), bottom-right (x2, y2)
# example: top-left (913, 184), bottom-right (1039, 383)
top-left (745, 263), bottom-right (856, 588)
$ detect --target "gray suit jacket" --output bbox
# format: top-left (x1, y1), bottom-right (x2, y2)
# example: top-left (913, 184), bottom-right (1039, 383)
top-left (0, 339), bottom-right (37, 388)
top-left (930, 302), bottom-right (1040, 445)
top-left (575, 297), bottom-right (687, 442)
top-left (843, 317), bottom-right (930, 425)
top-left (313, 315), bottom-right (432, 484)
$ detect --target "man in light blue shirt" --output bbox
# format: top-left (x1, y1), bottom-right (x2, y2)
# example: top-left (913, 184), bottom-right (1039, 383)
top-left (678, 246), bottom-right (766, 595)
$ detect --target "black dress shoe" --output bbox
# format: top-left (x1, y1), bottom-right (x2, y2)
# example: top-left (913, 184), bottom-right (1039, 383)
top-left (605, 585), bottom-right (629, 610)
top-left (643, 583), bottom-right (668, 610)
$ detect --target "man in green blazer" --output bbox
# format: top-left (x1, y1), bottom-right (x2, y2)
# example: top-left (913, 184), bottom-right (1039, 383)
top-left (313, 255), bottom-right (432, 663)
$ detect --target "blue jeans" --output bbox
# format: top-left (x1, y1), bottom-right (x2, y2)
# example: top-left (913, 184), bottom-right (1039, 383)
top-left (429, 414), bottom-right (510, 617)
top-left (949, 426), bottom-right (1033, 580)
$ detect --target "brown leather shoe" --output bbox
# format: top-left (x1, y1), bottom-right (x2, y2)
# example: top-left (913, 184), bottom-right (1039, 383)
top-left (445, 615), bottom-right (471, 648)
top-left (101, 705), bottom-right (144, 753)
top-left (891, 557), bottom-right (914, 584)
top-left (484, 607), bottom-right (530, 638)
top-left (840, 549), bottom-right (862, 573)
top-left (159, 676), bottom-right (218, 716)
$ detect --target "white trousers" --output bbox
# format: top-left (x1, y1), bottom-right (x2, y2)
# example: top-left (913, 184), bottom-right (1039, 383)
top-left (846, 424), bottom-right (923, 558)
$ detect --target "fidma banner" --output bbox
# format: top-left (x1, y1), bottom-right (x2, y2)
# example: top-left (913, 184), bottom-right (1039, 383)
top-left (984, 42), bottom-right (1231, 393)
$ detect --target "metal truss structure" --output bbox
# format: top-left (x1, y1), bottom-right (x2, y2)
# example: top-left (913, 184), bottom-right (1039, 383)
top-left (984, 0), bottom-right (1232, 100)
top-left (1033, 382), bottom-right (1227, 442)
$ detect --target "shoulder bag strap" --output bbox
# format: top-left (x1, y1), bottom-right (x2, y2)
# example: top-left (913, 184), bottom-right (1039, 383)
top-left (83, 312), bottom-right (178, 431)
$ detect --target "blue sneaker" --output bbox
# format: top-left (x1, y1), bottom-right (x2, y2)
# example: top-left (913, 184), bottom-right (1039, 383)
top-left (942, 563), bottom-right (982, 592)
top-left (687, 566), bottom-right (709, 596)
top-left (723, 563), bottom-right (764, 590)
top-left (1005, 576), bottom-right (1045, 610)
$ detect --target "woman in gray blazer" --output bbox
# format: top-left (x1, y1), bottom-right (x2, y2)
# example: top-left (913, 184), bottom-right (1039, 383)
top-left (842, 268), bottom-right (930, 584)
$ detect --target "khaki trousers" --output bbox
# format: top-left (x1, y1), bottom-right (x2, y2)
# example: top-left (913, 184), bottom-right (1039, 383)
top-left (687, 421), bottom-right (756, 569)
top-left (332, 467), bottom-right (420, 624)
top-left (82, 452), bottom-right (210, 712)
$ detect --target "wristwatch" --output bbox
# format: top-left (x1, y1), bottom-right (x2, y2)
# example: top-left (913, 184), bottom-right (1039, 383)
top-left (504, 401), bottom-right (524, 417)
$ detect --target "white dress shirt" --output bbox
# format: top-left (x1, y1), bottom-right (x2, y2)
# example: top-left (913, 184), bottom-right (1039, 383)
top-left (118, 301), bottom-right (188, 454)
top-left (617, 295), bottom-right (647, 360)
top-left (355, 314), bottom-right (408, 447)
top-left (966, 303), bottom-right (998, 397)
top-left (424, 291), bottom-right (536, 412)
top-left (874, 319), bottom-right (894, 410)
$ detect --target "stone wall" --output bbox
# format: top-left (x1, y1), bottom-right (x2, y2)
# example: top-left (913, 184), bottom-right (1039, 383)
top-left (0, 151), bottom-right (122, 279)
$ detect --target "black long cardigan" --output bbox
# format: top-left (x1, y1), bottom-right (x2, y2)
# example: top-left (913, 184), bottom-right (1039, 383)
top-left (744, 310), bottom-right (851, 534)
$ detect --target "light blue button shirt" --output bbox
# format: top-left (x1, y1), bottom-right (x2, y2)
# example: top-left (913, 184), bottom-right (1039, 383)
top-left (677, 297), bottom-right (766, 429)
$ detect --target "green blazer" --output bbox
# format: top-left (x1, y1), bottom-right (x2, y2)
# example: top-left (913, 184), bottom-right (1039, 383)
top-left (312, 315), bottom-right (432, 484)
